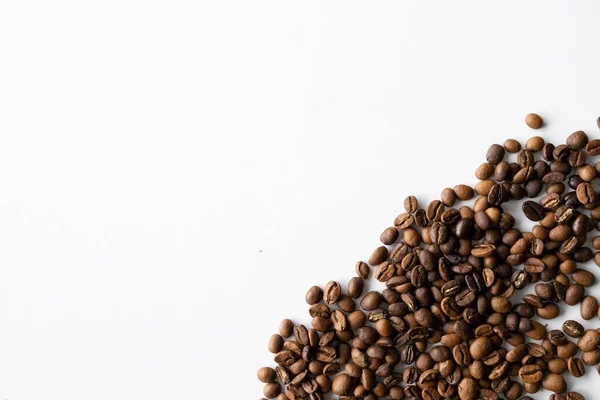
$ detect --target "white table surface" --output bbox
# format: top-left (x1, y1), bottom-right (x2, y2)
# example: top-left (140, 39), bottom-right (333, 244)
top-left (1, 1), bottom-right (600, 399)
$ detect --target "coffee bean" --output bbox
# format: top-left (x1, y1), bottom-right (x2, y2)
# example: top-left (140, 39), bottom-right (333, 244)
top-left (577, 329), bottom-right (600, 351)
top-left (279, 319), bottom-right (294, 338)
top-left (404, 195), bottom-right (418, 213)
top-left (441, 187), bottom-right (456, 206)
top-left (522, 201), bottom-right (544, 221)
top-left (368, 246), bottom-right (388, 266)
top-left (525, 113), bottom-right (543, 129)
top-left (331, 373), bottom-right (352, 395)
top-left (323, 281), bottom-right (341, 304)
top-left (576, 182), bottom-right (596, 204)
top-left (360, 291), bottom-right (382, 311)
top-left (504, 138), bottom-right (521, 153)
top-left (581, 295), bottom-right (598, 320)
top-left (572, 269), bottom-right (596, 287)
top-left (426, 200), bottom-right (445, 222)
top-left (355, 261), bottom-right (370, 279)
top-left (269, 334), bottom-right (284, 353)
top-left (567, 356), bottom-right (585, 377)
top-left (542, 373), bottom-right (566, 393)
top-left (567, 392), bottom-right (585, 400)
top-left (581, 348), bottom-right (600, 366)
top-left (263, 382), bottom-right (281, 398)
top-left (487, 143), bottom-right (505, 164)
top-left (586, 139), bottom-right (600, 155)
top-left (305, 286), bottom-right (323, 305)
top-left (526, 136), bottom-right (545, 151)
top-left (458, 377), bottom-right (478, 400)
top-left (258, 367), bottom-right (277, 383)
top-left (567, 130), bottom-right (589, 149)
top-left (347, 277), bottom-right (364, 298)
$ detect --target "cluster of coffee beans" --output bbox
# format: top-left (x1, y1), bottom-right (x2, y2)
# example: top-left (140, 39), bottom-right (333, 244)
top-left (258, 116), bottom-right (600, 400)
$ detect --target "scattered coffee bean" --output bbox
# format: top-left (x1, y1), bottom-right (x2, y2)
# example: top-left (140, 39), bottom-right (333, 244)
top-left (305, 286), bottom-right (322, 305)
top-left (525, 113), bottom-right (543, 129)
top-left (258, 123), bottom-right (600, 399)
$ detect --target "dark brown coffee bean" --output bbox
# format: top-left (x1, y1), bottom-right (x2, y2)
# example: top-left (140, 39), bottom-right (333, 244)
top-left (415, 208), bottom-right (427, 226)
top-left (566, 392), bottom-right (585, 400)
top-left (522, 201), bottom-right (544, 221)
top-left (548, 329), bottom-right (568, 346)
top-left (487, 143), bottom-right (505, 164)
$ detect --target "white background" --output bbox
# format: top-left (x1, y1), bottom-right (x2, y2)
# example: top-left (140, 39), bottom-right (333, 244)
top-left (1, 1), bottom-right (600, 399)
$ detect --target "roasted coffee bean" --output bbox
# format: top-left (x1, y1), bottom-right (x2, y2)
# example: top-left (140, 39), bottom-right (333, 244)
top-left (380, 226), bottom-right (399, 245)
top-left (347, 277), bottom-right (364, 299)
top-left (581, 295), bottom-right (599, 320)
top-left (306, 286), bottom-right (323, 305)
top-left (355, 260), bottom-right (370, 279)
top-left (522, 201), bottom-right (544, 221)
top-left (542, 373), bottom-right (567, 393)
top-left (567, 356), bottom-right (585, 377)
top-left (323, 281), bottom-right (341, 304)
top-left (525, 113), bottom-right (543, 129)
top-left (257, 131), bottom-right (600, 399)
top-left (577, 329), bottom-right (600, 352)
top-left (586, 139), bottom-right (600, 155)
top-left (368, 246), bottom-right (388, 266)
top-left (566, 392), bottom-right (585, 400)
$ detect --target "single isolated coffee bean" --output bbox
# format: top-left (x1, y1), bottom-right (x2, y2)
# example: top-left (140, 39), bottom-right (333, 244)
top-left (525, 113), bottom-right (543, 129)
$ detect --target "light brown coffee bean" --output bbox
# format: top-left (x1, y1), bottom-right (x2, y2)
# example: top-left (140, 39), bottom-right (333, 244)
top-left (279, 319), bottom-right (294, 338)
top-left (581, 295), bottom-right (598, 320)
top-left (525, 113), bottom-right (543, 129)
top-left (578, 329), bottom-right (600, 351)
top-left (542, 373), bottom-right (566, 393)
top-left (404, 195), bottom-right (418, 213)
top-left (323, 281), bottom-right (341, 304)
top-left (268, 334), bottom-right (284, 353)
top-left (504, 138), bottom-right (521, 153)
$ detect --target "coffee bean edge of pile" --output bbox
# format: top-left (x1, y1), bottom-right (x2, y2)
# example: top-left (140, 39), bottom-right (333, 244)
top-left (258, 114), bottom-right (600, 400)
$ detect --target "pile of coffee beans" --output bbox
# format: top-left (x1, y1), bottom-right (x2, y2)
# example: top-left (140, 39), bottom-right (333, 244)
top-left (258, 115), bottom-right (600, 400)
